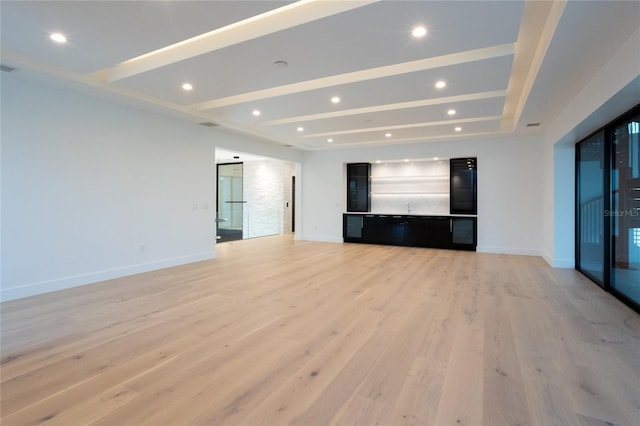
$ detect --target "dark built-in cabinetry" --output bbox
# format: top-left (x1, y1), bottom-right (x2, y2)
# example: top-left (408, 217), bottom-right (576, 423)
top-left (347, 163), bottom-right (371, 212)
top-left (450, 158), bottom-right (477, 214)
top-left (347, 158), bottom-right (477, 214)
top-left (344, 214), bottom-right (477, 251)
top-left (344, 158), bottom-right (477, 251)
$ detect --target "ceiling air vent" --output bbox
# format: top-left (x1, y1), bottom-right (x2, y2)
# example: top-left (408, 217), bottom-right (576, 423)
top-left (199, 122), bottom-right (219, 127)
top-left (1, 64), bottom-right (18, 73)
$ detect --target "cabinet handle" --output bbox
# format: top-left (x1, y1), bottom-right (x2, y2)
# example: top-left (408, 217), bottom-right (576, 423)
top-left (450, 219), bottom-right (452, 232)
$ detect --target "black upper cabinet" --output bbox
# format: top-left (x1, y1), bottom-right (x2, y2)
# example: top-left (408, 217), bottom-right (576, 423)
top-left (347, 163), bottom-right (371, 212)
top-left (450, 158), bottom-right (477, 215)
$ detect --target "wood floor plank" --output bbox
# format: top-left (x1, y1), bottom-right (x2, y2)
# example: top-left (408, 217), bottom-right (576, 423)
top-left (332, 301), bottom-right (439, 425)
top-left (523, 380), bottom-right (581, 426)
top-left (1, 235), bottom-right (639, 425)
top-left (482, 294), bottom-right (532, 426)
top-left (234, 308), bottom-right (385, 426)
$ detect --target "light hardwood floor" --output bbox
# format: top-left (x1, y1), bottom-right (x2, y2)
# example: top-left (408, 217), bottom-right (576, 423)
top-left (1, 235), bottom-right (639, 426)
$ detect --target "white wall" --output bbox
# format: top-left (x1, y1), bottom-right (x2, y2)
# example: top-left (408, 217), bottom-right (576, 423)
top-left (301, 135), bottom-right (544, 255)
top-left (0, 73), bottom-right (301, 301)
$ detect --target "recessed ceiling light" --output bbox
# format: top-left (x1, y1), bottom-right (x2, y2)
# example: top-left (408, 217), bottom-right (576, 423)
top-left (273, 60), bottom-right (288, 68)
top-left (454, 127), bottom-right (462, 132)
top-left (412, 26), bottom-right (427, 38)
top-left (385, 133), bottom-right (392, 138)
top-left (331, 96), bottom-right (341, 104)
top-left (252, 110), bottom-right (261, 116)
top-left (447, 109), bottom-right (456, 116)
top-left (50, 33), bottom-right (67, 43)
top-left (435, 81), bottom-right (446, 89)
top-left (297, 127), bottom-right (304, 132)
top-left (182, 83), bottom-right (193, 91)
top-left (327, 138), bottom-right (334, 143)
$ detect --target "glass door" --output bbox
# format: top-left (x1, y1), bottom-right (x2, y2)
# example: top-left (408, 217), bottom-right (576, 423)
top-left (216, 163), bottom-right (244, 243)
top-left (576, 131), bottom-right (606, 285)
top-left (610, 112), bottom-right (640, 304)
top-left (575, 105), bottom-right (640, 312)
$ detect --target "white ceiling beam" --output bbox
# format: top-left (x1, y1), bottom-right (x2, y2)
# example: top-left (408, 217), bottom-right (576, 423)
top-left (193, 43), bottom-right (515, 111)
top-left (311, 131), bottom-right (505, 149)
top-left (264, 90), bottom-right (507, 125)
top-left (501, 0), bottom-right (567, 131)
top-left (302, 116), bottom-right (503, 138)
top-left (107, 0), bottom-right (380, 82)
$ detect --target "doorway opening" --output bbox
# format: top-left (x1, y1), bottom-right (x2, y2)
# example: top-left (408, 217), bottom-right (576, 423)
top-left (215, 148), bottom-right (296, 243)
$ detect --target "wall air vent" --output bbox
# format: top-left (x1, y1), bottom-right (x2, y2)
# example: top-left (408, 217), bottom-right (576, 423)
top-left (199, 122), bottom-right (219, 127)
top-left (1, 64), bottom-right (18, 73)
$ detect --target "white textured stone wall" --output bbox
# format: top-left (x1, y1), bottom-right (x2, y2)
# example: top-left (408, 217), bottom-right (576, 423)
top-left (243, 159), bottom-right (295, 239)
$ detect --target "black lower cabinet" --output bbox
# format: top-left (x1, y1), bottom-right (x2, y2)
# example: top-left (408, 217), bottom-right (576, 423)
top-left (361, 215), bottom-right (379, 243)
top-left (344, 214), bottom-right (364, 240)
top-left (424, 217), bottom-right (452, 249)
top-left (405, 216), bottom-right (427, 247)
top-left (380, 216), bottom-right (407, 246)
top-left (451, 218), bottom-right (476, 249)
top-left (363, 215), bottom-right (406, 245)
top-left (344, 214), bottom-right (476, 251)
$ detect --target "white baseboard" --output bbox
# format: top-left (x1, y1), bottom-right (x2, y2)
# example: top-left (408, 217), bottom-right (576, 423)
top-left (540, 251), bottom-right (575, 268)
top-left (476, 246), bottom-right (543, 256)
top-left (550, 258), bottom-right (575, 268)
top-left (1, 251), bottom-right (216, 302)
top-left (299, 234), bottom-right (343, 244)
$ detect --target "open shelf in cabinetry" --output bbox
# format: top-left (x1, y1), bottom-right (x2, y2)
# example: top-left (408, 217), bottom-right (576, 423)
top-left (370, 176), bottom-right (449, 180)
top-left (371, 175), bottom-right (449, 199)
top-left (370, 162), bottom-right (450, 206)
top-left (371, 192), bottom-right (449, 195)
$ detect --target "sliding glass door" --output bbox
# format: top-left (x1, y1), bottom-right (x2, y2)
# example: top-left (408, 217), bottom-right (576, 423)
top-left (610, 112), bottom-right (640, 304)
top-left (576, 104), bottom-right (640, 312)
top-left (576, 131), bottom-right (606, 285)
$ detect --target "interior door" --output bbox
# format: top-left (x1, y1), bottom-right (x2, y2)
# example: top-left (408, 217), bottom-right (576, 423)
top-left (216, 163), bottom-right (244, 243)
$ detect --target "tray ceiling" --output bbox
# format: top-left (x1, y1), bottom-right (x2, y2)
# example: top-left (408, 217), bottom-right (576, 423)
top-left (1, 0), bottom-right (638, 150)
